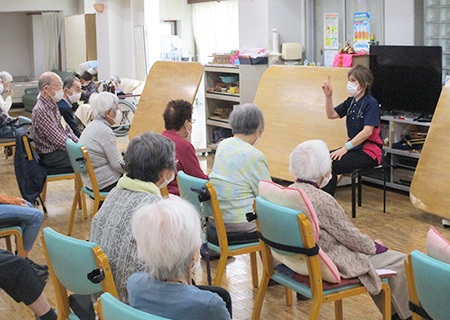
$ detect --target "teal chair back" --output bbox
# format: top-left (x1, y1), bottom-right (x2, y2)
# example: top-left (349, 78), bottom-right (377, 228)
top-left (99, 293), bottom-right (171, 320)
top-left (177, 171), bottom-right (212, 217)
top-left (411, 250), bottom-right (450, 320)
top-left (254, 196), bottom-right (305, 256)
top-left (42, 227), bottom-right (103, 294)
top-left (66, 139), bottom-right (88, 174)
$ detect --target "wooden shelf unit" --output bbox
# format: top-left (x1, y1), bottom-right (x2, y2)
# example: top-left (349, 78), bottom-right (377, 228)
top-left (362, 115), bottom-right (431, 192)
top-left (204, 64), bottom-right (267, 151)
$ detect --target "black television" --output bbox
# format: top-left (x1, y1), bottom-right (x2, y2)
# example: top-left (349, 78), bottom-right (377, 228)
top-left (369, 45), bottom-right (442, 118)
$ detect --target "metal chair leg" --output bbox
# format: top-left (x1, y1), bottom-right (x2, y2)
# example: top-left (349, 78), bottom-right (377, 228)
top-left (357, 172), bottom-right (362, 207)
top-left (351, 172), bottom-right (356, 218)
top-left (383, 166), bottom-right (387, 213)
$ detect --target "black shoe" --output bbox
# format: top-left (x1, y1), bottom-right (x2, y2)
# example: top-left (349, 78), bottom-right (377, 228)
top-left (296, 293), bottom-right (310, 301)
top-left (36, 268), bottom-right (49, 281)
top-left (26, 258), bottom-right (49, 271)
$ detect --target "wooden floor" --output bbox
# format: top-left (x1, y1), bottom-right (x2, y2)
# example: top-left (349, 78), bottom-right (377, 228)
top-left (1, 112), bottom-right (449, 319)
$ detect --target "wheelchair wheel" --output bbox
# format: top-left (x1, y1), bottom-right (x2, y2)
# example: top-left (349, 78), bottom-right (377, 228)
top-left (112, 99), bottom-right (136, 137)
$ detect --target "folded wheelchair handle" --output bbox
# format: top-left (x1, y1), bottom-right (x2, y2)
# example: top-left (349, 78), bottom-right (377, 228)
top-left (190, 186), bottom-right (211, 202)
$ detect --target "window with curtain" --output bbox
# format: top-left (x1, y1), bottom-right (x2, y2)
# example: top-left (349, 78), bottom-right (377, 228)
top-left (191, 0), bottom-right (239, 64)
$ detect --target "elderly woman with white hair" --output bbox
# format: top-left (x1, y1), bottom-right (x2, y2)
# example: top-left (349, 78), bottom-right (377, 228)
top-left (79, 92), bottom-right (123, 193)
top-left (288, 140), bottom-right (411, 320)
top-left (209, 103), bottom-right (271, 245)
top-left (0, 71), bottom-right (14, 115)
top-left (90, 132), bottom-right (176, 302)
top-left (128, 198), bottom-right (232, 320)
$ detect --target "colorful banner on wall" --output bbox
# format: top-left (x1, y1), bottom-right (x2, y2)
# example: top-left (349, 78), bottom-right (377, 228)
top-left (353, 12), bottom-right (370, 52)
top-left (324, 13), bottom-right (339, 49)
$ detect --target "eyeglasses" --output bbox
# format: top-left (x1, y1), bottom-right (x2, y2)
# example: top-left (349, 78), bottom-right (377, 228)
top-left (69, 88), bottom-right (82, 94)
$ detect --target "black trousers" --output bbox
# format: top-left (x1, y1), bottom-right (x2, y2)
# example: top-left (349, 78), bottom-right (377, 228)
top-left (196, 285), bottom-right (232, 318)
top-left (322, 149), bottom-right (378, 196)
top-left (206, 221), bottom-right (258, 246)
top-left (39, 150), bottom-right (74, 175)
top-left (0, 249), bottom-right (45, 305)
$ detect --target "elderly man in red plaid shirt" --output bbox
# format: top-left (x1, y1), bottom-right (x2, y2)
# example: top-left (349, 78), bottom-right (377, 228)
top-left (31, 72), bottom-right (78, 174)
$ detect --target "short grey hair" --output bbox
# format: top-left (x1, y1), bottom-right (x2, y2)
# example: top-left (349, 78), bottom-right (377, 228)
top-left (229, 103), bottom-right (264, 135)
top-left (289, 140), bottom-right (331, 183)
top-left (89, 92), bottom-right (119, 120)
top-left (125, 132), bottom-right (176, 183)
top-left (0, 71), bottom-right (12, 84)
top-left (63, 75), bottom-right (80, 89)
top-left (132, 198), bottom-right (201, 281)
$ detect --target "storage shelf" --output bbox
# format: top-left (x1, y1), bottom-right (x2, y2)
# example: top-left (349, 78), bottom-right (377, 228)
top-left (381, 115), bottom-right (432, 127)
top-left (206, 92), bottom-right (240, 102)
top-left (362, 176), bottom-right (411, 192)
top-left (205, 65), bottom-right (239, 73)
top-left (385, 148), bottom-right (421, 159)
top-left (207, 118), bottom-right (232, 129)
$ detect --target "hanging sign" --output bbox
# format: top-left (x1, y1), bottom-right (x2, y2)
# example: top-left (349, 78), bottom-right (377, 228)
top-left (324, 13), bottom-right (339, 49)
top-left (353, 12), bottom-right (370, 52)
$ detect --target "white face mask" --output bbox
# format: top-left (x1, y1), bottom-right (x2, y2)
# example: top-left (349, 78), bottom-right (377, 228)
top-left (319, 172), bottom-right (333, 189)
top-left (346, 81), bottom-right (362, 97)
top-left (253, 133), bottom-right (262, 146)
top-left (68, 92), bottom-right (81, 104)
top-left (114, 109), bottom-right (122, 125)
top-left (52, 89), bottom-right (64, 103)
top-left (159, 171), bottom-right (175, 189)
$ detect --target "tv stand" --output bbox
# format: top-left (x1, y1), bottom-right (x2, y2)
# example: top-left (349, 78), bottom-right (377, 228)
top-left (362, 115), bottom-right (432, 192)
top-left (414, 114), bottom-right (433, 122)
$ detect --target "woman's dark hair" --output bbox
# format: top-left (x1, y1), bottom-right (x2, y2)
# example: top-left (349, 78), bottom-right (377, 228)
top-left (348, 65), bottom-right (374, 93)
top-left (163, 99), bottom-right (193, 131)
top-left (80, 71), bottom-right (93, 82)
top-left (125, 132), bottom-right (176, 183)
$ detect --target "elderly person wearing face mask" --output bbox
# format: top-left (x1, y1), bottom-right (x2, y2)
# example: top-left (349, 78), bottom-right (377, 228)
top-left (321, 65), bottom-right (383, 196)
top-left (209, 103), bottom-right (271, 245)
top-left (32, 72), bottom-right (78, 174)
top-left (56, 76), bottom-right (82, 137)
top-left (79, 92), bottom-right (124, 193)
top-left (90, 132), bottom-right (176, 302)
top-left (128, 198), bottom-right (232, 320)
top-left (0, 71), bottom-right (14, 115)
top-left (161, 99), bottom-right (208, 195)
top-left (79, 71), bottom-right (98, 103)
top-left (288, 140), bottom-right (411, 320)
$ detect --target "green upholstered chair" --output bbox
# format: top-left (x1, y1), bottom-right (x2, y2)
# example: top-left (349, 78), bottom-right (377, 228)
top-left (251, 196), bottom-right (392, 320)
top-left (41, 227), bottom-right (118, 320)
top-left (176, 170), bottom-right (260, 287)
top-left (96, 293), bottom-right (171, 320)
top-left (405, 250), bottom-right (450, 320)
top-left (66, 139), bottom-right (109, 235)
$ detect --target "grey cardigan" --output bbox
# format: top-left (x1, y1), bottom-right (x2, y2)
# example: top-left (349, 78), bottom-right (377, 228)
top-left (78, 118), bottom-right (123, 190)
top-left (290, 182), bottom-right (381, 295)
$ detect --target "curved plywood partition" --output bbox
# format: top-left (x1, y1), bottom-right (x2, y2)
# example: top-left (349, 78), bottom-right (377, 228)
top-left (410, 83), bottom-right (449, 218)
top-left (254, 66), bottom-right (350, 181)
top-left (128, 61), bottom-right (204, 140)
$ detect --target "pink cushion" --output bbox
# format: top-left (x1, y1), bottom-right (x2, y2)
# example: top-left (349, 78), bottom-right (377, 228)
top-left (258, 180), bottom-right (341, 283)
top-left (427, 226), bottom-right (450, 264)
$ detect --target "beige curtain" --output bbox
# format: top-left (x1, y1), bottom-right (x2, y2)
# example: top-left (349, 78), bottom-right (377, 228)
top-left (42, 12), bottom-right (63, 71)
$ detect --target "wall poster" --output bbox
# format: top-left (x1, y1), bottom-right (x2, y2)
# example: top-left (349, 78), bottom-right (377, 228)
top-left (324, 13), bottom-right (339, 49)
top-left (353, 12), bottom-right (370, 52)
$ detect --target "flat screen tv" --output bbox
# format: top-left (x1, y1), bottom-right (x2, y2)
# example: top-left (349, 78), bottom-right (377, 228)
top-left (369, 45), bottom-right (442, 118)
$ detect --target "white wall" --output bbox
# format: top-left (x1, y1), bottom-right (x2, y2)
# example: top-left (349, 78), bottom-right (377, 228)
top-left (268, 0), bottom-right (305, 52)
top-left (238, 0), bottom-right (269, 48)
top-left (32, 15), bottom-right (45, 79)
top-left (384, 0), bottom-right (415, 45)
top-left (0, 13), bottom-right (33, 78)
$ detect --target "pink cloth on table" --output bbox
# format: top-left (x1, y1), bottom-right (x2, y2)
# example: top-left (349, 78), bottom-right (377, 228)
top-left (332, 52), bottom-right (368, 67)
